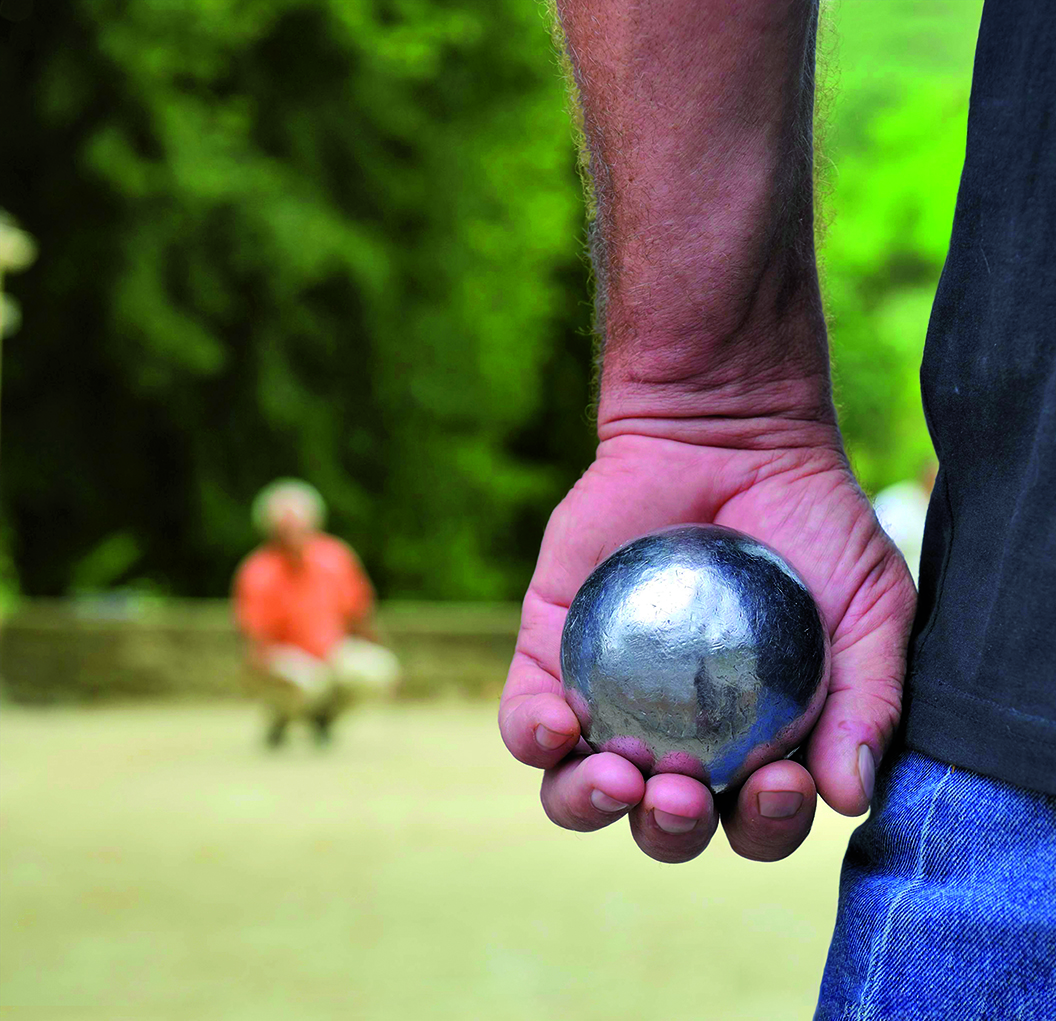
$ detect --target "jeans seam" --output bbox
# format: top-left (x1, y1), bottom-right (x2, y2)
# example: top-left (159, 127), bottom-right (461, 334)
top-left (856, 764), bottom-right (957, 1020)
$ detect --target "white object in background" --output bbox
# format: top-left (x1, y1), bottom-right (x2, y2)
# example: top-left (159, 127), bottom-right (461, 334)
top-left (874, 480), bottom-right (932, 585)
top-left (874, 483), bottom-right (933, 587)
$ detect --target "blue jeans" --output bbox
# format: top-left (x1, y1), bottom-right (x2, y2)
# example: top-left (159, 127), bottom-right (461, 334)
top-left (815, 750), bottom-right (1056, 1020)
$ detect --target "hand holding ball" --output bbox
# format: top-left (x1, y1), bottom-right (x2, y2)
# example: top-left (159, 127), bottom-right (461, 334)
top-left (560, 525), bottom-right (828, 794)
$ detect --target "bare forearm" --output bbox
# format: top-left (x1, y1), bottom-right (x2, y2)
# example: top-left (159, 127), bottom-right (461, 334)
top-left (557, 0), bottom-right (832, 434)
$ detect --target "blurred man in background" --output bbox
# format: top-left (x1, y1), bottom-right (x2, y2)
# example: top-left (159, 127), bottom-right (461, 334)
top-left (234, 479), bottom-right (399, 747)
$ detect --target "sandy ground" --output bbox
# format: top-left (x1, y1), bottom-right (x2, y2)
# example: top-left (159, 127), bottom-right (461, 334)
top-left (1, 702), bottom-right (859, 1020)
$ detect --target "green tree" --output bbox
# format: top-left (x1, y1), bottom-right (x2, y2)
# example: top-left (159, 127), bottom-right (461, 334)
top-left (1, 0), bottom-right (594, 598)
top-left (819, 0), bottom-right (984, 491)
top-left (0, 0), bottom-right (986, 598)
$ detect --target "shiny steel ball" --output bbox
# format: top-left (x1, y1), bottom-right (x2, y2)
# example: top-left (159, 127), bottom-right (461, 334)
top-left (560, 525), bottom-right (828, 794)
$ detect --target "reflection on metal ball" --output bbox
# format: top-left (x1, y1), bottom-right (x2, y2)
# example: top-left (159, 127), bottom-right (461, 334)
top-left (560, 525), bottom-right (829, 794)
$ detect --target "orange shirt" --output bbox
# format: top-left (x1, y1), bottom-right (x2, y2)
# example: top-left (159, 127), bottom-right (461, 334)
top-left (233, 534), bottom-right (375, 659)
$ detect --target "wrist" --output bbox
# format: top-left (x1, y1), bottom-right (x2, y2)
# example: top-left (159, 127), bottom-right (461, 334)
top-left (598, 403), bottom-right (841, 453)
top-left (598, 293), bottom-right (838, 450)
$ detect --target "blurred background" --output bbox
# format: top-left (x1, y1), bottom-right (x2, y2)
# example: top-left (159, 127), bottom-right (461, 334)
top-left (1, 0), bottom-right (981, 1017)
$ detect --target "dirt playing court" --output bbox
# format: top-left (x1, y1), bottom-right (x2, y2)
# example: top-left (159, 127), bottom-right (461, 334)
top-left (1, 702), bottom-right (859, 1019)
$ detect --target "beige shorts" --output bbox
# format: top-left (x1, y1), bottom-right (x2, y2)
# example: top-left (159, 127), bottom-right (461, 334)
top-left (250, 638), bottom-right (401, 717)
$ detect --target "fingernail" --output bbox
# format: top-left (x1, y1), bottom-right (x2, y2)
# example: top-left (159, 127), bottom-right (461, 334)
top-left (653, 809), bottom-right (697, 835)
top-left (858, 744), bottom-right (876, 803)
top-left (757, 791), bottom-right (804, 819)
top-left (535, 725), bottom-right (568, 751)
top-left (591, 790), bottom-right (630, 813)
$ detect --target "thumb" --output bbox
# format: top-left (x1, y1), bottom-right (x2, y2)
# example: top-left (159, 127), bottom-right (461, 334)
top-left (806, 601), bottom-right (913, 816)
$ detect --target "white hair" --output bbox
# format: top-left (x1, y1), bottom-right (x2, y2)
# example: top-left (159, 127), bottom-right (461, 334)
top-left (251, 479), bottom-right (326, 535)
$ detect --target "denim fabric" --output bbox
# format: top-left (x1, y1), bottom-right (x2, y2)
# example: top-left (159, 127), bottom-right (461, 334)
top-left (815, 751), bottom-right (1056, 1021)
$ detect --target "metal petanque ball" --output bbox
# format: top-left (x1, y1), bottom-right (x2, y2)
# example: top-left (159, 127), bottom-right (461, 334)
top-left (560, 524), bottom-right (829, 794)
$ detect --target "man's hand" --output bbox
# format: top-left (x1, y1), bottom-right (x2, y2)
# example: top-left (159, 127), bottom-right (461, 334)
top-left (499, 426), bottom-right (916, 863)
top-left (501, 0), bottom-right (916, 864)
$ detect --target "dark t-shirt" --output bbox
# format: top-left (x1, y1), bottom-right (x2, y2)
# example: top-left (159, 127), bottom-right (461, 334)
top-left (906, 0), bottom-right (1056, 795)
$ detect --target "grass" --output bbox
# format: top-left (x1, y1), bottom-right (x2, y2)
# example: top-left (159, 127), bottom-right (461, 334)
top-left (1, 702), bottom-right (859, 1020)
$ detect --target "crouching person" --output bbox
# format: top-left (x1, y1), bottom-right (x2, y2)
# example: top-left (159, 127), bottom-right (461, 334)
top-left (233, 479), bottom-right (400, 747)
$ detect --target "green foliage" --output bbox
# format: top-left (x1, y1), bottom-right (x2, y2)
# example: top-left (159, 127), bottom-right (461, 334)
top-left (1, 0), bottom-right (984, 596)
top-left (68, 531), bottom-right (143, 593)
top-left (820, 0), bottom-right (984, 492)
top-left (3, 0), bottom-right (594, 598)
